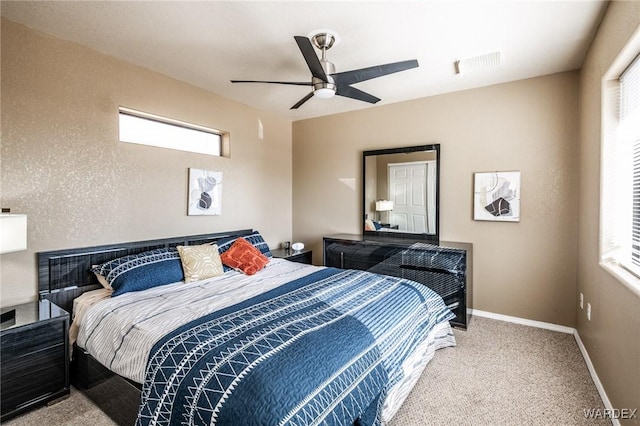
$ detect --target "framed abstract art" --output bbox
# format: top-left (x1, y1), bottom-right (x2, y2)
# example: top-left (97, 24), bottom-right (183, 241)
top-left (188, 168), bottom-right (222, 216)
top-left (473, 171), bottom-right (520, 222)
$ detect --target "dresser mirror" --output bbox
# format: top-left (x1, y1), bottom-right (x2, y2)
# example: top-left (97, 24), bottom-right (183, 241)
top-left (363, 144), bottom-right (440, 242)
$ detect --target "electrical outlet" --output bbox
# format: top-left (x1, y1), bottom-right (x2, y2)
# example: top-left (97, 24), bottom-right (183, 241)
top-left (587, 303), bottom-right (591, 321)
top-left (579, 293), bottom-right (584, 309)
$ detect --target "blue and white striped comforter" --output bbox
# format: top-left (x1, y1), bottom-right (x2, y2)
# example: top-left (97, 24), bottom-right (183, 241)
top-left (75, 260), bottom-right (455, 425)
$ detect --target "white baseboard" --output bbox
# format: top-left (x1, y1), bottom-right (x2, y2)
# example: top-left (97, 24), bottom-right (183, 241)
top-left (470, 309), bottom-right (575, 334)
top-left (572, 331), bottom-right (621, 426)
top-left (469, 309), bottom-right (619, 425)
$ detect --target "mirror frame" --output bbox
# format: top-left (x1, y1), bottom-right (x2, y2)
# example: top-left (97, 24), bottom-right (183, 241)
top-left (362, 144), bottom-right (440, 243)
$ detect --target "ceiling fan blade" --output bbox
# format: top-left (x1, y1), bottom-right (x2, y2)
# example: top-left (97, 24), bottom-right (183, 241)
top-left (230, 80), bottom-right (311, 86)
top-left (336, 85), bottom-right (381, 104)
top-left (332, 59), bottom-right (419, 86)
top-left (290, 92), bottom-right (314, 109)
top-left (294, 36), bottom-right (328, 82)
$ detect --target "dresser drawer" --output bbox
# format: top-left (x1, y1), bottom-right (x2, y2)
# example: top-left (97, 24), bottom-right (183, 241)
top-left (400, 268), bottom-right (464, 300)
top-left (324, 240), bottom-right (399, 270)
top-left (400, 246), bottom-right (466, 272)
top-left (398, 246), bottom-right (465, 300)
top-left (1, 320), bottom-right (64, 356)
top-left (1, 343), bottom-right (66, 413)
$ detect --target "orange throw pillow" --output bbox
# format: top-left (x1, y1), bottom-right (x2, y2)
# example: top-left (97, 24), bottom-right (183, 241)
top-left (220, 237), bottom-right (269, 275)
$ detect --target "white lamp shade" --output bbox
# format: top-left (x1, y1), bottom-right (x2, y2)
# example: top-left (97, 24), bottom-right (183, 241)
top-left (0, 214), bottom-right (27, 254)
top-left (375, 200), bottom-right (394, 212)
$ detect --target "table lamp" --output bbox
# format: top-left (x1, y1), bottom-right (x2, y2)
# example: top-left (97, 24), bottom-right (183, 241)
top-left (375, 200), bottom-right (394, 223)
top-left (1, 213), bottom-right (28, 327)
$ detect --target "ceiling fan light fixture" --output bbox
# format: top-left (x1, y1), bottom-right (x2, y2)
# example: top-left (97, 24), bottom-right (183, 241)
top-left (312, 75), bottom-right (336, 98)
top-left (314, 87), bottom-right (336, 99)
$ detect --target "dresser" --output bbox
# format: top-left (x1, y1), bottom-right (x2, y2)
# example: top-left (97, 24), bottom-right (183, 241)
top-left (0, 299), bottom-right (70, 421)
top-left (323, 234), bottom-right (472, 328)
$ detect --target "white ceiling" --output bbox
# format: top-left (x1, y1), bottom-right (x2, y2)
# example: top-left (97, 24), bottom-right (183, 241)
top-left (1, 1), bottom-right (607, 121)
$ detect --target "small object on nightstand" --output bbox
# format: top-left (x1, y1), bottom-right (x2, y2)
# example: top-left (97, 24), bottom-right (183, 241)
top-left (271, 247), bottom-right (312, 265)
top-left (0, 299), bottom-right (70, 422)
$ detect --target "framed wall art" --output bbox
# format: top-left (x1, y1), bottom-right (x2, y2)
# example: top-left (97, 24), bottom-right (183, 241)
top-left (188, 168), bottom-right (222, 216)
top-left (473, 171), bottom-right (520, 222)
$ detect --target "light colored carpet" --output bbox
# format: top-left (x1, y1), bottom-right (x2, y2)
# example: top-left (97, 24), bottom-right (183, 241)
top-left (5, 316), bottom-right (609, 425)
top-left (389, 317), bottom-right (610, 426)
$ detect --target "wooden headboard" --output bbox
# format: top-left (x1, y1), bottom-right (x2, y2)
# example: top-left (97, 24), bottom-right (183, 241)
top-left (37, 229), bottom-right (255, 314)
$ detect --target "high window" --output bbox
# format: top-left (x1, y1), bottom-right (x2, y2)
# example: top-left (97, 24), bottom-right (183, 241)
top-left (118, 107), bottom-right (227, 156)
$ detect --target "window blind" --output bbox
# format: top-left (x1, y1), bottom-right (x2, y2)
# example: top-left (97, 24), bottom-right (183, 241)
top-left (620, 54), bottom-right (640, 274)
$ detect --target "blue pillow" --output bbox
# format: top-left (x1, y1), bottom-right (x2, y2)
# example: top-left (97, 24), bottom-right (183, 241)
top-left (373, 221), bottom-right (383, 230)
top-left (217, 231), bottom-right (272, 271)
top-left (92, 248), bottom-right (184, 297)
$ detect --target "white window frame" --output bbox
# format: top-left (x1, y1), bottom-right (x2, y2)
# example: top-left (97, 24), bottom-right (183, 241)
top-left (600, 33), bottom-right (640, 298)
top-left (118, 107), bottom-right (227, 157)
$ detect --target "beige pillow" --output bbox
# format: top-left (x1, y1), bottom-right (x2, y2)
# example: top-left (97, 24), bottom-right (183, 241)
top-left (177, 243), bottom-right (224, 283)
top-left (91, 265), bottom-right (113, 290)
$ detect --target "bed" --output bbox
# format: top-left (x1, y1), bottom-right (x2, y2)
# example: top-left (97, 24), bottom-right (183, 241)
top-left (38, 229), bottom-right (455, 426)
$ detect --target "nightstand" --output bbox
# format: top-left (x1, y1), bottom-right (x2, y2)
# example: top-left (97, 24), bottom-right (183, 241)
top-left (0, 299), bottom-right (70, 421)
top-left (271, 248), bottom-right (313, 265)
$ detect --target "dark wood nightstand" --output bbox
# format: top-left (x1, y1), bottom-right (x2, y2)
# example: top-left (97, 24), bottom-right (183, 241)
top-left (0, 299), bottom-right (70, 421)
top-left (271, 248), bottom-right (313, 265)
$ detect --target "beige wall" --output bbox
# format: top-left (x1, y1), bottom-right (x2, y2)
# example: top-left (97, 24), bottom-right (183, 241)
top-left (0, 19), bottom-right (293, 307)
top-left (578, 1), bottom-right (640, 420)
top-left (293, 71), bottom-right (580, 327)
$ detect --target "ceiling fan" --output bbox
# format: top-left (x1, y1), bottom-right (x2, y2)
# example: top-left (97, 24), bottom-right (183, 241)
top-left (231, 30), bottom-right (419, 110)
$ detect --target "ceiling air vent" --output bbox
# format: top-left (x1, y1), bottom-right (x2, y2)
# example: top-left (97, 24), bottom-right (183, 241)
top-left (455, 51), bottom-right (501, 75)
